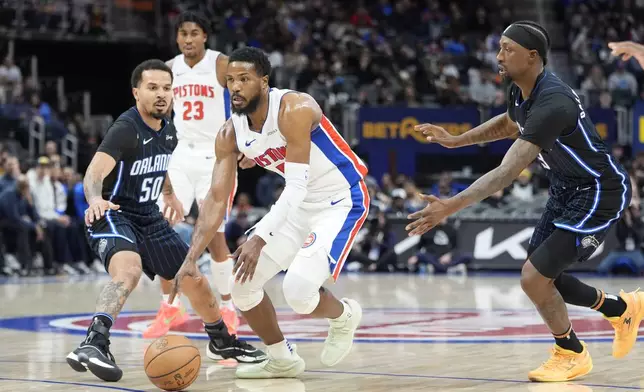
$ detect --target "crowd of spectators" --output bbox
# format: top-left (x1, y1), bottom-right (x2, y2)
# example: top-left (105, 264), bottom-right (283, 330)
top-left (562, 0), bottom-right (644, 108)
top-left (169, 0), bottom-right (515, 122)
top-left (3, 1), bottom-right (644, 277)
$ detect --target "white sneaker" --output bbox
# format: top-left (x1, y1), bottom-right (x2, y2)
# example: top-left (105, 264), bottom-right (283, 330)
top-left (74, 262), bottom-right (91, 274)
top-left (320, 298), bottom-right (362, 367)
top-left (91, 259), bottom-right (104, 274)
top-left (235, 345), bottom-right (305, 379)
top-left (62, 264), bottom-right (79, 276)
top-left (5, 254), bottom-right (20, 270)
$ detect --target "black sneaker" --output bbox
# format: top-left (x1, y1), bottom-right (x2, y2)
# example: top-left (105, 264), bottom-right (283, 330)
top-left (207, 334), bottom-right (267, 364)
top-left (65, 318), bottom-right (123, 382)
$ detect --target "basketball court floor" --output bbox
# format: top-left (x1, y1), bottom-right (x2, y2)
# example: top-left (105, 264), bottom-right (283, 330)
top-left (1, 273), bottom-right (643, 391)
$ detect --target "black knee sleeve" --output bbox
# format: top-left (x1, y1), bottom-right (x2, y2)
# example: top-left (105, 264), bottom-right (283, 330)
top-left (553, 273), bottom-right (599, 308)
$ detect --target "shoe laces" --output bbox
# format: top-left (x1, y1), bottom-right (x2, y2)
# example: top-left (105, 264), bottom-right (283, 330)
top-left (229, 334), bottom-right (256, 350)
top-left (538, 348), bottom-right (576, 372)
top-left (327, 319), bottom-right (352, 345)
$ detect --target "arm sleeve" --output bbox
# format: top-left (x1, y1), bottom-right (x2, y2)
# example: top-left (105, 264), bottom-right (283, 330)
top-left (97, 120), bottom-right (138, 161)
top-left (518, 93), bottom-right (578, 152)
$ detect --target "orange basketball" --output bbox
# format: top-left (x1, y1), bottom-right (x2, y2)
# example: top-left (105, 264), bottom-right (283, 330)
top-left (144, 335), bottom-right (201, 391)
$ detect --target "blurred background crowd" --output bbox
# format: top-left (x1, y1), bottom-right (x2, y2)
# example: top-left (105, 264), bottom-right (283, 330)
top-left (0, 0), bottom-right (643, 278)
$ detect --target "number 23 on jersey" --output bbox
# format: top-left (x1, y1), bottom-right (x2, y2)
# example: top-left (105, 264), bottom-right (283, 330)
top-left (183, 101), bottom-right (203, 120)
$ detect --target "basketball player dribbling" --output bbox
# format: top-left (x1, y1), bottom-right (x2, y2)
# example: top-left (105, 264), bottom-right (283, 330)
top-left (145, 12), bottom-right (242, 338)
top-left (170, 47), bottom-right (369, 379)
top-left (408, 21), bottom-right (644, 382)
top-left (66, 60), bottom-right (265, 382)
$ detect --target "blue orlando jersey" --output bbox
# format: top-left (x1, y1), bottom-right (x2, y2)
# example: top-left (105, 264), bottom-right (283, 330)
top-left (506, 71), bottom-right (627, 188)
top-left (96, 107), bottom-right (177, 214)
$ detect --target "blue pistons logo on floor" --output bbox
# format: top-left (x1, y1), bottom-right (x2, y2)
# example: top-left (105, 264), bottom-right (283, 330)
top-left (302, 232), bottom-right (316, 248)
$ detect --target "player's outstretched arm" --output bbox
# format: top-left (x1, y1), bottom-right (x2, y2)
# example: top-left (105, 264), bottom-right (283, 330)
top-left (416, 113), bottom-right (519, 148)
top-left (609, 41), bottom-right (644, 68)
top-left (184, 119), bottom-right (239, 264)
top-left (406, 138), bottom-right (541, 236)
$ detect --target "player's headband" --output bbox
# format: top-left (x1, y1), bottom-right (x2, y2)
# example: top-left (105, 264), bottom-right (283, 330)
top-left (502, 23), bottom-right (549, 65)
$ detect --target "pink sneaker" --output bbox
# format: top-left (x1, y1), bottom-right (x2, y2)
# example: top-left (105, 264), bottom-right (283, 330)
top-left (143, 301), bottom-right (190, 339)
top-left (220, 306), bottom-right (240, 334)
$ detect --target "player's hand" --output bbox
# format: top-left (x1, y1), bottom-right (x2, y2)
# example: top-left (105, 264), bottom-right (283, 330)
top-left (162, 193), bottom-right (185, 226)
top-left (406, 194), bottom-right (453, 236)
top-left (414, 123), bottom-right (463, 148)
top-left (238, 153), bottom-right (256, 169)
top-left (169, 258), bottom-right (201, 304)
top-left (608, 41), bottom-right (644, 67)
top-left (85, 198), bottom-right (120, 226)
top-left (231, 235), bottom-right (266, 284)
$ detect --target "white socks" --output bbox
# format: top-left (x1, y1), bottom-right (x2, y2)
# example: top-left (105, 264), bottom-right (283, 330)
top-left (211, 258), bottom-right (234, 297)
top-left (220, 299), bottom-right (235, 311)
top-left (162, 294), bottom-right (181, 308)
top-left (267, 339), bottom-right (293, 360)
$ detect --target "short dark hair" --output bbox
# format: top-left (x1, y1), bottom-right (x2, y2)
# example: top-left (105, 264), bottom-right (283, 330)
top-left (228, 47), bottom-right (272, 77)
top-left (175, 11), bottom-right (210, 35)
top-left (131, 59), bottom-right (172, 88)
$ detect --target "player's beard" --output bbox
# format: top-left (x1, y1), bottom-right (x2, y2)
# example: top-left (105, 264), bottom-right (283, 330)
top-left (151, 109), bottom-right (166, 120)
top-left (231, 94), bottom-right (261, 115)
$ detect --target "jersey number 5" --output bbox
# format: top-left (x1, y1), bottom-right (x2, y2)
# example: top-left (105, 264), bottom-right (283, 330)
top-left (140, 176), bottom-right (164, 203)
top-left (183, 101), bottom-right (204, 120)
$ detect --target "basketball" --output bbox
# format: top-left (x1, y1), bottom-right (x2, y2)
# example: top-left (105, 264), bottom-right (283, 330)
top-left (144, 335), bottom-right (201, 391)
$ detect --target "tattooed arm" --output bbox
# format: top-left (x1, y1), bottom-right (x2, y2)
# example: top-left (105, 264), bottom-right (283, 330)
top-left (406, 139), bottom-right (541, 236)
top-left (456, 113), bottom-right (519, 146)
top-left (416, 113), bottom-right (519, 148)
top-left (84, 153), bottom-right (117, 203)
top-left (449, 139), bottom-right (541, 210)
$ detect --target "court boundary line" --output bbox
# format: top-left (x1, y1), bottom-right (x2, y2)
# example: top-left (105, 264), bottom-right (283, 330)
top-left (0, 376), bottom-right (145, 391)
top-left (0, 360), bottom-right (641, 390)
top-left (0, 309), bottom-right (634, 344)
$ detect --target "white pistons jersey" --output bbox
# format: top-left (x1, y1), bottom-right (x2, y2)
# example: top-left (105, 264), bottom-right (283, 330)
top-left (231, 88), bottom-right (368, 201)
top-left (171, 49), bottom-right (230, 143)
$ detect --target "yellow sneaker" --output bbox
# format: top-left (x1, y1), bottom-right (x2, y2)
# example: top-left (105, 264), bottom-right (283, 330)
top-left (607, 289), bottom-right (644, 358)
top-left (142, 301), bottom-right (190, 339)
top-left (528, 342), bottom-right (593, 382)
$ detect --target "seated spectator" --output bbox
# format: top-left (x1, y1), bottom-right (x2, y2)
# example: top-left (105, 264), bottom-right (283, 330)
top-left (0, 57), bottom-right (22, 100)
top-left (608, 62), bottom-right (638, 106)
top-left (27, 156), bottom-right (78, 275)
top-left (255, 172), bottom-right (285, 207)
top-left (225, 211), bottom-right (253, 252)
top-left (509, 169), bottom-right (535, 202)
top-left (0, 174), bottom-right (54, 276)
top-left (53, 164), bottom-right (91, 274)
top-left (406, 217), bottom-right (470, 274)
top-left (581, 65), bottom-right (608, 107)
top-left (482, 189), bottom-right (508, 208)
top-left (0, 155), bottom-right (20, 192)
top-left (345, 210), bottom-right (397, 272)
top-left (403, 181), bottom-right (425, 212)
top-left (387, 188), bottom-right (408, 217)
